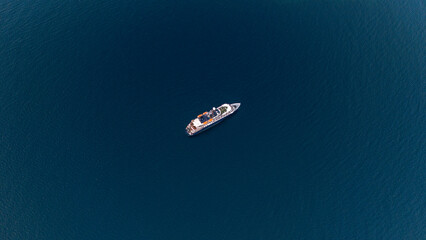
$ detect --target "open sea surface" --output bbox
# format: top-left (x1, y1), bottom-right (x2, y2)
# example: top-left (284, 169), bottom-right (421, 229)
top-left (1, 0), bottom-right (425, 239)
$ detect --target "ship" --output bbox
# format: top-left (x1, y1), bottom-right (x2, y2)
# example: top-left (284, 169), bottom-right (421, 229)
top-left (185, 103), bottom-right (241, 136)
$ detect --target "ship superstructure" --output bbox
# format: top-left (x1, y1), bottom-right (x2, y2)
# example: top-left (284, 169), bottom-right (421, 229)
top-left (185, 103), bottom-right (240, 136)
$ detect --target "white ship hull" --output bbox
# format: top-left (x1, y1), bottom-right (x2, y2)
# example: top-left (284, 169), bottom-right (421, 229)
top-left (185, 103), bottom-right (240, 136)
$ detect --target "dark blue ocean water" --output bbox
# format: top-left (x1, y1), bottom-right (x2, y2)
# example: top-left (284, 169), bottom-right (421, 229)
top-left (1, 0), bottom-right (425, 239)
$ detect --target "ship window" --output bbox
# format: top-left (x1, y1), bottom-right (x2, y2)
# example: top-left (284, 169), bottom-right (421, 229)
top-left (199, 115), bottom-right (209, 123)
